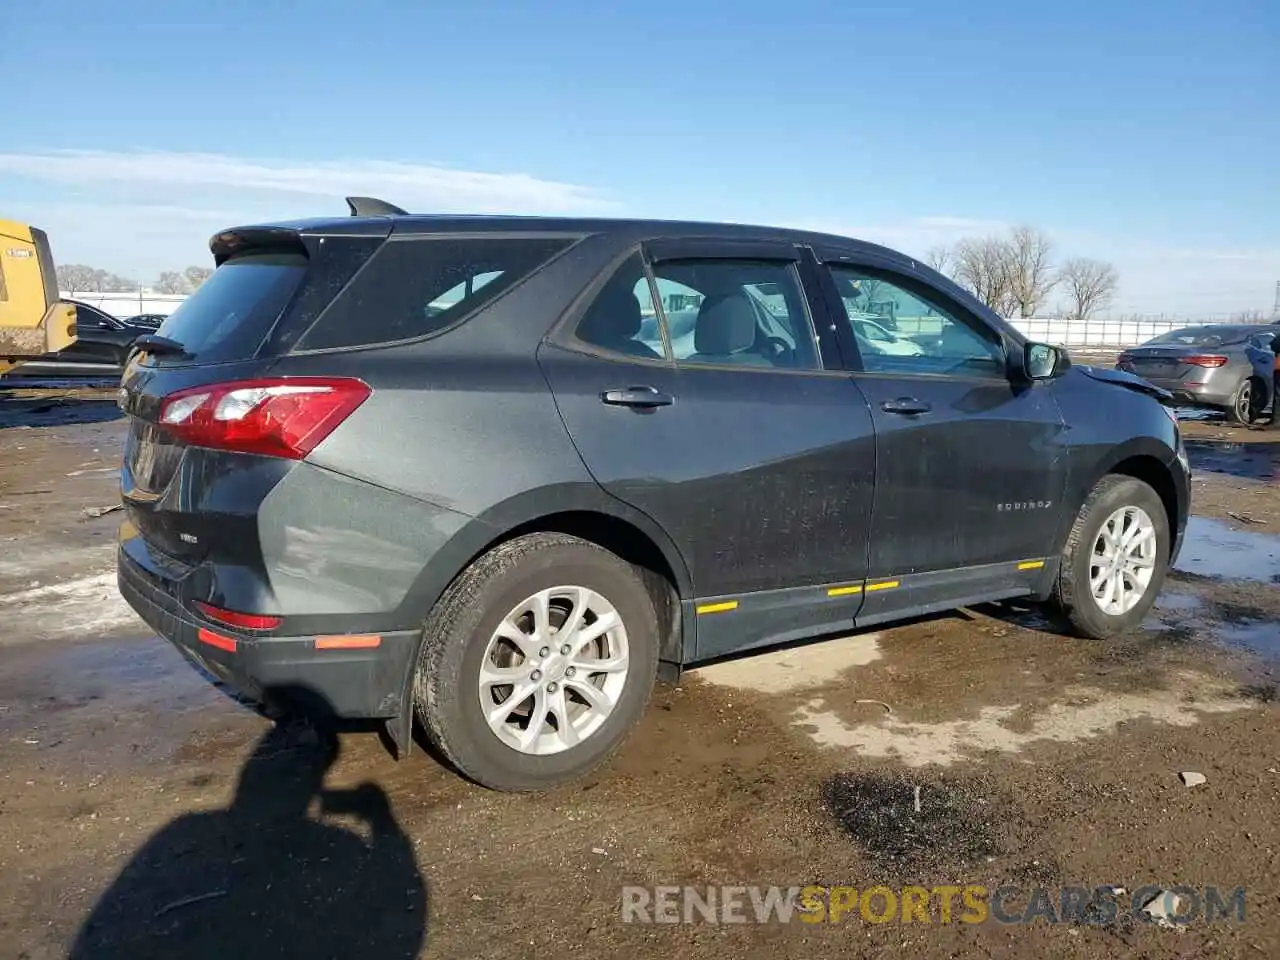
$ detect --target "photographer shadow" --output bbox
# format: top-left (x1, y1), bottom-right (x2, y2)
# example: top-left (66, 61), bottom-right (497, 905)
top-left (71, 720), bottom-right (427, 959)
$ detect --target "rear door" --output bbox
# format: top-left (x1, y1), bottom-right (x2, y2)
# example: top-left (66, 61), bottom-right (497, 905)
top-left (812, 250), bottom-right (1069, 624)
top-left (540, 239), bottom-right (877, 659)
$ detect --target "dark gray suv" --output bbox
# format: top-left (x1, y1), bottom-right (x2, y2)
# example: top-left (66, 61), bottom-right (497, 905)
top-left (117, 200), bottom-right (1190, 791)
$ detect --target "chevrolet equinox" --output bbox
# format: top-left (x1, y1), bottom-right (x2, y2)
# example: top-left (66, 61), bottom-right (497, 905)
top-left (117, 198), bottom-right (1190, 791)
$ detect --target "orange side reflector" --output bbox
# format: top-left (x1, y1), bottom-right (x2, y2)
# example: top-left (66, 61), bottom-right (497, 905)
top-left (315, 634), bottom-right (382, 650)
top-left (197, 628), bottom-right (237, 653)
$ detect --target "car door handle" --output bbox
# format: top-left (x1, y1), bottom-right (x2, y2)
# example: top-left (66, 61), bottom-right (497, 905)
top-left (880, 397), bottom-right (932, 416)
top-left (601, 386), bottom-right (674, 408)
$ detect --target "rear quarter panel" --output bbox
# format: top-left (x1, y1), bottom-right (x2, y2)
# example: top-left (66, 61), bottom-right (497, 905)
top-left (259, 230), bottom-right (672, 630)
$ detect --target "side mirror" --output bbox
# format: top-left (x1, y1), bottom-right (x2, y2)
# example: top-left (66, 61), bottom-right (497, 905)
top-left (1024, 342), bottom-right (1068, 381)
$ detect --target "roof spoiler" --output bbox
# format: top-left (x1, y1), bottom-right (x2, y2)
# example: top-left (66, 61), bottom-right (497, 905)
top-left (345, 196), bottom-right (409, 217)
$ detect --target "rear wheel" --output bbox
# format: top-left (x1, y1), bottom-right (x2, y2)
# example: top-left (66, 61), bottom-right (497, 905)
top-left (414, 533), bottom-right (659, 791)
top-left (1051, 475), bottom-right (1171, 639)
top-left (1229, 377), bottom-right (1259, 425)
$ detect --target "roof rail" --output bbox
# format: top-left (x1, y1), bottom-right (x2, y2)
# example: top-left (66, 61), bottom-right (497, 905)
top-left (345, 196), bottom-right (409, 217)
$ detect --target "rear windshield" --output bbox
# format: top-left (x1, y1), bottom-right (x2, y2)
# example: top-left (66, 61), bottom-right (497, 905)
top-left (1146, 326), bottom-right (1252, 347)
top-left (295, 236), bottom-right (573, 351)
top-left (154, 252), bottom-right (307, 364)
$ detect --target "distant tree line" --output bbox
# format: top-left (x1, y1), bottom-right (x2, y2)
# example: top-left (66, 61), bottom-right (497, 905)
top-left (925, 226), bottom-right (1119, 323)
top-left (56, 264), bottom-right (213, 295)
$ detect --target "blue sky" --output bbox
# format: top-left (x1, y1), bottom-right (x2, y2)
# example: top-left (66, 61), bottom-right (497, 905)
top-left (2, 0), bottom-right (1276, 314)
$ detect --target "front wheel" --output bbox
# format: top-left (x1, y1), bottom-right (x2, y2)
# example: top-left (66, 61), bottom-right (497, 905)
top-left (1051, 475), bottom-right (1171, 639)
top-left (414, 532), bottom-right (659, 792)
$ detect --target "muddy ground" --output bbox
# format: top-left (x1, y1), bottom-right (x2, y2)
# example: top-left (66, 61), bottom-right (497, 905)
top-left (0, 381), bottom-right (1278, 960)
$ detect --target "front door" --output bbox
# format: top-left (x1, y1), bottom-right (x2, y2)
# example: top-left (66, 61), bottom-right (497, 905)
top-left (539, 242), bottom-right (877, 659)
top-left (815, 255), bottom-right (1069, 624)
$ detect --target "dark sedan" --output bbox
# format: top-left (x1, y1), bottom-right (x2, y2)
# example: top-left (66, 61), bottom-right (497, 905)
top-left (1117, 324), bottom-right (1279, 423)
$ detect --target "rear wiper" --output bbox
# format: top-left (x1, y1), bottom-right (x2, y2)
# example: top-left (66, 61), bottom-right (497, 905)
top-left (131, 335), bottom-right (192, 360)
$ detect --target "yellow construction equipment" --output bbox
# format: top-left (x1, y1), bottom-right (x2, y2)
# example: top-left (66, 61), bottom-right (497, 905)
top-left (0, 219), bottom-right (77, 376)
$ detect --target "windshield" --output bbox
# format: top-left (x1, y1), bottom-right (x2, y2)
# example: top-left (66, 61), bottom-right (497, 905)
top-left (154, 252), bottom-right (307, 364)
top-left (1146, 326), bottom-right (1253, 347)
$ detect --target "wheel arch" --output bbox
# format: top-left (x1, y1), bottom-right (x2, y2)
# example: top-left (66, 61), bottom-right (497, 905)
top-left (1059, 438), bottom-right (1186, 560)
top-left (384, 484), bottom-right (694, 757)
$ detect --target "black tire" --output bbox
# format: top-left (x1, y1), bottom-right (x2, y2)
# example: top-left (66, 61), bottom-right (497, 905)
top-left (1051, 475), bottom-right (1171, 639)
top-left (413, 532), bottom-right (659, 792)
top-left (1229, 378), bottom-right (1258, 425)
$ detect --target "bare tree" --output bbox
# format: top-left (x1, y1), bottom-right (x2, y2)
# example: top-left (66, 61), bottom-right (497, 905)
top-left (55, 264), bottom-right (137, 293)
top-left (1058, 258), bottom-right (1118, 322)
top-left (1230, 309), bottom-right (1267, 323)
top-left (184, 265), bottom-right (213, 290)
top-left (953, 236), bottom-right (1016, 314)
top-left (56, 264), bottom-right (98, 293)
top-left (924, 245), bottom-right (953, 276)
top-left (153, 271), bottom-right (189, 295)
top-left (1004, 225), bottom-right (1057, 318)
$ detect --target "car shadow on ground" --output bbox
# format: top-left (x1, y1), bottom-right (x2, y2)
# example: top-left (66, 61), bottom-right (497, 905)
top-left (68, 719), bottom-right (429, 959)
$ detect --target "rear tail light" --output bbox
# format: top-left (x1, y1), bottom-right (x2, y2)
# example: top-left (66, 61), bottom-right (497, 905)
top-left (158, 377), bottom-right (370, 459)
top-left (194, 601), bottom-right (282, 631)
top-left (1182, 355), bottom-right (1228, 368)
top-left (1117, 353), bottom-right (1133, 365)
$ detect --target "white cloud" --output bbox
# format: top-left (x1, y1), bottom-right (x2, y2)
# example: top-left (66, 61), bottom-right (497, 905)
top-left (0, 149), bottom-right (616, 278)
top-left (0, 149), bottom-right (616, 215)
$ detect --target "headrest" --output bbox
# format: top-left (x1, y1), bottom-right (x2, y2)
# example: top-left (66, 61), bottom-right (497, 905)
top-left (694, 293), bottom-right (757, 356)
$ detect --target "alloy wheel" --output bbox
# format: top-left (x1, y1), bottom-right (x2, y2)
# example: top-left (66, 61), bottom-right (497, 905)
top-left (1089, 505), bottom-right (1158, 616)
top-left (478, 586), bottom-right (630, 755)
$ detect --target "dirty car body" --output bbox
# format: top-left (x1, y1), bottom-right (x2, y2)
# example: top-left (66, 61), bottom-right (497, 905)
top-left (116, 207), bottom-right (1190, 789)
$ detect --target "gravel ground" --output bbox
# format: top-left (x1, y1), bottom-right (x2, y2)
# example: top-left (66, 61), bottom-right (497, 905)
top-left (1, 383), bottom-right (1277, 959)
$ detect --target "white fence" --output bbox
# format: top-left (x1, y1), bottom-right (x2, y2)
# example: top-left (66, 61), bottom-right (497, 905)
top-left (61, 290), bottom-right (188, 318)
top-left (1006, 315), bottom-right (1243, 347)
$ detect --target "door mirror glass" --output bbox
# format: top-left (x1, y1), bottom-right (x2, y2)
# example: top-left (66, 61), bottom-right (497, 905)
top-left (1025, 342), bottom-right (1064, 380)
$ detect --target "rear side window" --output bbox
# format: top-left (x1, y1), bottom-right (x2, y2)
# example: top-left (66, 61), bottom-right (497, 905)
top-left (155, 252), bottom-right (307, 364)
top-left (296, 236), bottom-right (573, 351)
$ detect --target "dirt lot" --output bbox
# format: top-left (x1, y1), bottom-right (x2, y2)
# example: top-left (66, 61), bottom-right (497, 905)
top-left (1, 381), bottom-right (1278, 959)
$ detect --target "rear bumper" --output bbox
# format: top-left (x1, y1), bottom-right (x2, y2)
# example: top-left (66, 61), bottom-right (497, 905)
top-left (1134, 377), bottom-right (1233, 407)
top-left (118, 541), bottom-right (419, 719)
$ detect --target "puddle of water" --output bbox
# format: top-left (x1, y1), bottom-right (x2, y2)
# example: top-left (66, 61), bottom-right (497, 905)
top-left (0, 635), bottom-right (261, 769)
top-left (1184, 439), bottom-right (1280, 482)
top-left (1174, 516), bottom-right (1280, 582)
top-left (792, 672), bottom-right (1251, 766)
top-left (1218, 621), bottom-right (1280, 658)
top-left (1154, 592), bottom-right (1202, 613)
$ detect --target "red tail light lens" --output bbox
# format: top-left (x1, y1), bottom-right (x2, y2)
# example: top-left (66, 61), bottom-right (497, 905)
top-left (1182, 355), bottom-right (1228, 368)
top-left (194, 601), bottom-right (282, 631)
top-left (158, 377), bottom-right (370, 459)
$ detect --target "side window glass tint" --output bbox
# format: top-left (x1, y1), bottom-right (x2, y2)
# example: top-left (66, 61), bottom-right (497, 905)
top-left (828, 266), bottom-right (1005, 377)
top-left (650, 260), bottom-right (820, 370)
top-left (574, 253), bottom-right (666, 360)
top-left (298, 236), bottom-right (571, 351)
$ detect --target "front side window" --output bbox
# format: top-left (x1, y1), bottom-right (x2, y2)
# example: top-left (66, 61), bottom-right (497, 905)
top-left (828, 266), bottom-right (1005, 377)
top-left (649, 259), bottom-right (820, 371)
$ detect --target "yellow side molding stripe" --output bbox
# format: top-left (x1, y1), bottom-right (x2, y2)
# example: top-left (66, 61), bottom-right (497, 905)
top-left (1017, 560), bottom-right (1046, 570)
top-left (865, 580), bottom-right (900, 592)
top-left (827, 584), bottom-right (863, 597)
top-left (696, 600), bottom-right (739, 615)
